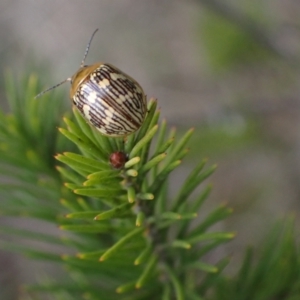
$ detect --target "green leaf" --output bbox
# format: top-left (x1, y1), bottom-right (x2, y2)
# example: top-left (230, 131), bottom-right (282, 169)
top-left (134, 98), bottom-right (157, 143)
top-left (155, 137), bottom-right (174, 157)
top-left (164, 128), bottom-right (194, 165)
top-left (64, 183), bottom-right (82, 191)
top-left (171, 240), bottom-right (191, 249)
top-left (64, 152), bottom-right (109, 169)
top-left (135, 254), bottom-right (157, 288)
top-left (124, 130), bottom-right (136, 154)
top-left (235, 247), bottom-right (254, 292)
top-left (178, 213), bottom-right (198, 220)
top-left (94, 203), bottom-right (132, 220)
top-left (74, 187), bottom-right (124, 198)
top-left (58, 128), bottom-right (105, 160)
top-left (55, 154), bottom-right (102, 175)
top-left (189, 204), bottom-right (233, 237)
top-left (190, 184), bottom-right (213, 212)
top-left (140, 153), bottom-right (167, 174)
top-left (77, 249), bottom-right (106, 260)
top-left (176, 159), bottom-right (206, 196)
top-left (162, 284), bottom-right (172, 300)
top-left (186, 261), bottom-right (218, 273)
top-left (87, 170), bottom-right (120, 180)
top-left (72, 107), bottom-right (101, 147)
top-left (139, 110), bottom-right (161, 165)
top-left (60, 224), bottom-right (111, 233)
top-left (154, 119), bottom-right (167, 152)
top-left (164, 264), bottom-right (184, 300)
top-left (136, 211), bottom-right (145, 227)
top-left (124, 156), bottom-right (140, 168)
top-left (77, 197), bottom-right (92, 211)
top-left (173, 163), bottom-right (216, 211)
top-left (149, 160), bottom-right (182, 194)
top-left (100, 227), bottom-right (144, 261)
top-left (193, 240), bottom-right (231, 260)
top-left (134, 244), bottom-right (152, 265)
top-left (129, 125), bottom-right (159, 159)
top-left (161, 212), bottom-right (182, 220)
top-left (56, 166), bottom-right (83, 184)
top-left (127, 186), bottom-right (136, 203)
top-left (125, 169), bottom-right (138, 177)
top-left (199, 257), bottom-right (230, 294)
top-left (65, 211), bottom-right (100, 220)
top-left (188, 232), bottom-right (235, 245)
top-left (116, 281), bottom-right (136, 294)
top-left (83, 177), bottom-right (121, 187)
top-left (63, 117), bottom-right (91, 144)
top-left (137, 193), bottom-right (154, 201)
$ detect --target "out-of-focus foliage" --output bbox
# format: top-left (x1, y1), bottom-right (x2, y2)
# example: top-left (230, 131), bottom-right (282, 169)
top-left (200, 12), bottom-right (270, 70)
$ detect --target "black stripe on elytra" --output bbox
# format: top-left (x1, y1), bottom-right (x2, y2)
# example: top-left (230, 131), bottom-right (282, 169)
top-left (93, 70), bottom-right (145, 122)
top-left (78, 82), bottom-right (137, 132)
top-left (98, 65), bottom-right (141, 96)
top-left (87, 77), bottom-right (141, 128)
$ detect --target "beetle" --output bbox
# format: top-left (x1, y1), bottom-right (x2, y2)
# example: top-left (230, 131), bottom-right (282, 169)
top-left (36, 29), bottom-right (147, 137)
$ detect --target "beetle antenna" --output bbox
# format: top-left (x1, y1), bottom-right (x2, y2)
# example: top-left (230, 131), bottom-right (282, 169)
top-left (81, 28), bottom-right (99, 68)
top-left (35, 78), bottom-right (71, 99)
top-left (35, 29), bottom-right (99, 99)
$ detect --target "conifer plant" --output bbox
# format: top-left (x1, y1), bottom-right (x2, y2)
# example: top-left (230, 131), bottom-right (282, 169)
top-left (0, 73), bottom-right (234, 299)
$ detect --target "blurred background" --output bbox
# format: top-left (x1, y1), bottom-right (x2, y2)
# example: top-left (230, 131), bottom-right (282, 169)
top-left (1, 0), bottom-right (300, 298)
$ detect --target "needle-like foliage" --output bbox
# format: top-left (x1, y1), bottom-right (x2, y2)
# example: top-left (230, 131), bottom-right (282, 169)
top-left (0, 73), bottom-right (234, 299)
